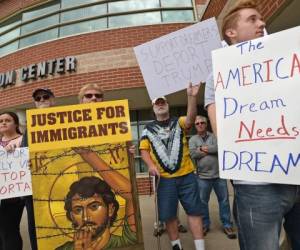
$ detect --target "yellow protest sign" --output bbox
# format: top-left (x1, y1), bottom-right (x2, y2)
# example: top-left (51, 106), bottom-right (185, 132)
top-left (30, 143), bottom-right (143, 250)
top-left (26, 100), bottom-right (132, 152)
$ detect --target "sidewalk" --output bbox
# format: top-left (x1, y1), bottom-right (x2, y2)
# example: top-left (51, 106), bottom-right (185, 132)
top-left (139, 185), bottom-right (239, 250)
top-left (20, 183), bottom-right (239, 250)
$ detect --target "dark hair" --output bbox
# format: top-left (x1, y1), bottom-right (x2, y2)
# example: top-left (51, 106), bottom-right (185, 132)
top-left (0, 111), bottom-right (22, 135)
top-left (64, 176), bottom-right (119, 225)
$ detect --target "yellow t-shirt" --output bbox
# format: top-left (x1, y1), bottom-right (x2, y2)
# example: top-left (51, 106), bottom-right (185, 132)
top-left (139, 117), bottom-right (195, 178)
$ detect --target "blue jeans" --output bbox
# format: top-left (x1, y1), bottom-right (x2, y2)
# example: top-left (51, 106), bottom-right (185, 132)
top-left (197, 177), bottom-right (232, 228)
top-left (158, 173), bottom-right (202, 222)
top-left (234, 184), bottom-right (300, 250)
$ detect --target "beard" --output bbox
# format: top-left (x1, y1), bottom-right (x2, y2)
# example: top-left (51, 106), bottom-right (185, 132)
top-left (73, 217), bottom-right (110, 240)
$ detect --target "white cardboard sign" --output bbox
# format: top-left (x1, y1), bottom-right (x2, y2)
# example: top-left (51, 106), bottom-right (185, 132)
top-left (213, 26), bottom-right (300, 185)
top-left (0, 147), bottom-right (32, 199)
top-left (134, 18), bottom-right (222, 100)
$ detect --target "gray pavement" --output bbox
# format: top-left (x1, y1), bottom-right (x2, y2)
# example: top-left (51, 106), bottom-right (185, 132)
top-left (20, 182), bottom-right (239, 250)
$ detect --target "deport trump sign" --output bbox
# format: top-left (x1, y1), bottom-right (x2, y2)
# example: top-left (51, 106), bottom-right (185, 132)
top-left (213, 26), bottom-right (300, 184)
top-left (134, 18), bottom-right (222, 99)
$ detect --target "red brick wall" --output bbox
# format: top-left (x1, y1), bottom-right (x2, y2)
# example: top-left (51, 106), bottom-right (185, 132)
top-left (0, 24), bottom-right (189, 72)
top-left (202, 0), bottom-right (228, 20)
top-left (0, 23), bottom-right (191, 109)
top-left (202, 0), bottom-right (287, 21)
top-left (0, 67), bottom-right (144, 109)
top-left (0, 0), bottom-right (44, 20)
top-left (258, 0), bottom-right (287, 20)
top-left (195, 0), bottom-right (207, 4)
top-left (136, 177), bottom-right (153, 195)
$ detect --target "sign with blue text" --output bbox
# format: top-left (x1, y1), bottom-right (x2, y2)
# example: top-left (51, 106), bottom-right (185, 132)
top-left (213, 26), bottom-right (300, 184)
top-left (134, 18), bottom-right (222, 100)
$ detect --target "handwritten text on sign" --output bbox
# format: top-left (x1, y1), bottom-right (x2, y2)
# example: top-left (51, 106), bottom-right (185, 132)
top-left (26, 100), bottom-right (132, 152)
top-left (134, 18), bottom-right (222, 100)
top-left (0, 148), bottom-right (32, 199)
top-left (213, 26), bottom-right (300, 185)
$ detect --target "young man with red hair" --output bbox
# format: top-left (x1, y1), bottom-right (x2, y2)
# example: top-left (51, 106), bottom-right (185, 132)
top-left (205, 1), bottom-right (300, 249)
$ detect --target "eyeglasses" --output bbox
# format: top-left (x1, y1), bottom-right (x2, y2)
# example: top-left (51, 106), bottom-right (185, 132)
top-left (83, 93), bottom-right (103, 99)
top-left (195, 122), bottom-right (206, 125)
top-left (34, 94), bottom-right (50, 102)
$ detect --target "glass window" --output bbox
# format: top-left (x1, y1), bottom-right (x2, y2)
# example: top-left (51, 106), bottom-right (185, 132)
top-left (60, 18), bottom-right (107, 37)
top-left (131, 122), bottom-right (139, 141)
top-left (162, 10), bottom-right (194, 22)
top-left (0, 41), bottom-right (18, 56)
top-left (61, 0), bottom-right (100, 9)
top-left (160, 0), bottom-right (193, 7)
top-left (109, 12), bottom-right (161, 28)
top-left (61, 4), bottom-right (107, 23)
top-left (20, 28), bottom-right (58, 48)
top-left (22, 1), bottom-right (60, 21)
top-left (0, 28), bottom-right (20, 46)
top-left (0, 16), bottom-right (21, 34)
top-left (109, 0), bottom-right (159, 13)
top-left (21, 14), bottom-right (59, 35)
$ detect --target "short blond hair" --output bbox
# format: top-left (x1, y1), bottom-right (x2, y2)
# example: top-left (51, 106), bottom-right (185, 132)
top-left (78, 83), bottom-right (104, 102)
top-left (222, 0), bottom-right (259, 44)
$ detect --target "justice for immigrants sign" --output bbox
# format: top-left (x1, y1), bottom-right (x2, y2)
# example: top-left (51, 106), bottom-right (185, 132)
top-left (0, 148), bottom-right (32, 199)
top-left (213, 26), bottom-right (300, 185)
top-left (134, 17), bottom-right (222, 100)
top-left (26, 100), bottom-right (132, 152)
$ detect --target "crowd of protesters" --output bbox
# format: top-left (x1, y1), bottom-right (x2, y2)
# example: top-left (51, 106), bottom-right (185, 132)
top-left (0, 1), bottom-right (299, 250)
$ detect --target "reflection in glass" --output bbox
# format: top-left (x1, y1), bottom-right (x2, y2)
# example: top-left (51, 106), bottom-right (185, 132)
top-left (131, 123), bottom-right (139, 141)
top-left (60, 19), bottom-right (107, 37)
top-left (22, 1), bottom-right (60, 21)
top-left (162, 10), bottom-right (194, 22)
top-left (161, 0), bottom-right (192, 7)
top-left (0, 28), bottom-right (20, 46)
top-left (61, 0), bottom-right (99, 8)
top-left (0, 41), bottom-right (18, 56)
top-left (109, 0), bottom-right (159, 13)
top-left (0, 18), bottom-right (21, 34)
top-left (109, 12), bottom-right (161, 28)
top-left (20, 28), bottom-right (58, 48)
top-left (61, 4), bottom-right (107, 23)
top-left (21, 15), bottom-right (59, 35)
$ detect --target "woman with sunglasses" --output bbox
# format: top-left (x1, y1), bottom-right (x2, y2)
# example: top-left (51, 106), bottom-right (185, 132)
top-left (0, 111), bottom-right (25, 250)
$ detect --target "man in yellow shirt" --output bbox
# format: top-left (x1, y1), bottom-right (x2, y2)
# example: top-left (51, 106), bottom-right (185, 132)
top-left (140, 84), bottom-right (204, 250)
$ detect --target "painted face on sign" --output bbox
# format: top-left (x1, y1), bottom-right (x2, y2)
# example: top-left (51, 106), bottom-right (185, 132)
top-left (227, 8), bottom-right (265, 44)
top-left (70, 193), bottom-right (114, 237)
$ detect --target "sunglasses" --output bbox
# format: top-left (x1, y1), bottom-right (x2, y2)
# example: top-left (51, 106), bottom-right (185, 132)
top-left (83, 93), bottom-right (103, 99)
top-left (34, 94), bottom-right (50, 102)
top-left (195, 122), bottom-right (206, 125)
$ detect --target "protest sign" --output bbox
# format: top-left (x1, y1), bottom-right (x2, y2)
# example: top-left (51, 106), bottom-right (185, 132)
top-left (134, 17), bottom-right (222, 100)
top-left (26, 100), bottom-right (132, 152)
top-left (0, 147), bottom-right (32, 199)
top-left (213, 26), bottom-right (300, 184)
top-left (31, 143), bottom-right (142, 250)
top-left (28, 101), bottom-right (143, 249)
